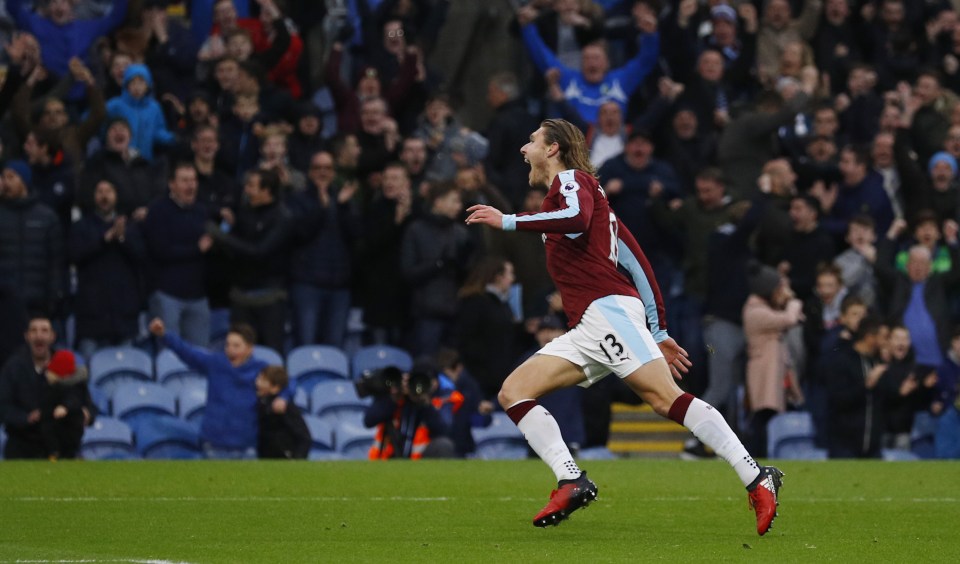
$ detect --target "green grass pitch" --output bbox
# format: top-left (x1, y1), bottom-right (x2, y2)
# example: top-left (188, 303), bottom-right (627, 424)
top-left (1, 459), bottom-right (958, 563)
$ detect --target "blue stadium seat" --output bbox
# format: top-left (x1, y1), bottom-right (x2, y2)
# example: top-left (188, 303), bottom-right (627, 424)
top-left (80, 417), bottom-right (136, 460)
top-left (303, 414), bottom-right (339, 460)
top-left (335, 421), bottom-right (375, 459)
top-left (135, 415), bottom-right (202, 459)
top-left (882, 448), bottom-right (920, 461)
top-left (911, 410), bottom-right (938, 459)
top-left (767, 411), bottom-right (818, 458)
top-left (293, 387), bottom-right (310, 413)
top-left (177, 387), bottom-right (207, 425)
top-left (156, 349), bottom-right (206, 392)
top-left (351, 345), bottom-right (412, 380)
top-left (89, 346), bottom-right (153, 396)
top-left (0, 426), bottom-right (6, 460)
top-left (287, 345), bottom-right (350, 393)
top-left (89, 384), bottom-right (111, 416)
top-left (472, 412), bottom-right (528, 460)
top-left (776, 442), bottom-right (828, 460)
top-left (310, 380), bottom-right (370, 420)
top-left (252, 345), bottom-right (284, 367)
top-left (112, 382), bottom-right (177, 433)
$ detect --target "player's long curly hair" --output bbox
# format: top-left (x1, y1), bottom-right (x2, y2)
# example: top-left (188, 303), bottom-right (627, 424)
top-left (540, 118), bottom-right (598, 178)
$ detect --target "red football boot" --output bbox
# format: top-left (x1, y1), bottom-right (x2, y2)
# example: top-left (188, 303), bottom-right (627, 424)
top-left (532, 472), bottom-right (598, 527)
top-left (748, 466), bottom-right (784, 535)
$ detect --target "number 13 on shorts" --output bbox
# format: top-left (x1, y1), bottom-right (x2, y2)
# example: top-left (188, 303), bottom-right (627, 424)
top-left (599, 333), bottom-right (629, 363)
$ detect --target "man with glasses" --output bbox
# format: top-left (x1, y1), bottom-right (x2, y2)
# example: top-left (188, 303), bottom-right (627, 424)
top-left (286, 151), bottom-right (361, 347)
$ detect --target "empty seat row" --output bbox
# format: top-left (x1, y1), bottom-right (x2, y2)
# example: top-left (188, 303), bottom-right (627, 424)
top-left (80, 414), bottom-right (377, 461)
top-left (86, 345), bottom-right (414, 396)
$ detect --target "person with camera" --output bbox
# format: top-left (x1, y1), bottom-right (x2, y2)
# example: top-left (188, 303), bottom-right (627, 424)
top-left (361, 362), bottom-right (455, 460)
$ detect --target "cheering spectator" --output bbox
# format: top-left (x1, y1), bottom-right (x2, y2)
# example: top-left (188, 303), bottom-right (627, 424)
top-left (401, 182), bottom-right (474, 355)
top-left (141, 163), bottom-right (212, 347)
top-left (5, 0), bottom-right (128, 99)
top-left (208, 169), bottom-right (292, 352)
top-left (68, 180), bottom-right (144, 357)
top-left (287, 151), bottom-right (361, 347)
top-left (517, 0), bottom-right (659, 125)
top-left (824, 315), bottom-right (887, 458)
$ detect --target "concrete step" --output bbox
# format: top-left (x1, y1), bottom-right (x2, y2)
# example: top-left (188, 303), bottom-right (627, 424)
top-left (608, 402), bottom-right (689, 457)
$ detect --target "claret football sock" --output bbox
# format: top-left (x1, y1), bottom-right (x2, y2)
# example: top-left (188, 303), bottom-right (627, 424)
top-left (508, 399), bottom-right (582, 482)
top-left (669, 393), bottom-right (761, 487)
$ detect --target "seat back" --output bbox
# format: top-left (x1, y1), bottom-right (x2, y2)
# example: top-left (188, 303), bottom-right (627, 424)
top-left (287, 345), bottom-right (350, 393)
top-left (252, 345), bottom-right (284, 367)
top-left (767, 412), bottom-right (816, 458)
top-left (911, 410), bottom-right (938, 459)
top-left (310, 380), bottom-right (370, 419)
top-left (89, 347), bottom-right (153, 396)
top-left (303, 414), bottom-right (336, 452)
top-left (336, 421), bottom-right (376, 459)
top-left (472, 412), bottom-right (528, 460)
top-left (80, 417), bottom-right (136, 460)
top-left (177, 387), bottom-right (207, 424)
top-left (134, 415), bottom-right (202, 459)
top-left (112, 382), bottom-right (177, 432)
top-left (156, 349), bottom-right (206, 392)
top-left (351, 345), bottom-right (412, 380)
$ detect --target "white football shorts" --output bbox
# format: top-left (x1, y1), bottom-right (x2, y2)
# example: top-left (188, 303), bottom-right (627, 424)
top-left (538, 294), bottom-right (663, 385)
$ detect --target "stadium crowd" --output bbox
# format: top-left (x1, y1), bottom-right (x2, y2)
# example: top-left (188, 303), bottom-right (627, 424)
top-left (1, 0), bottom-right (960, 460)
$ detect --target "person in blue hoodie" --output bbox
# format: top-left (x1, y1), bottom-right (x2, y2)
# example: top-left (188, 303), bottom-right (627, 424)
top-left (148, 317), bottom-right (293, 459)
top-left (105, 64), bottom-right (176, 161)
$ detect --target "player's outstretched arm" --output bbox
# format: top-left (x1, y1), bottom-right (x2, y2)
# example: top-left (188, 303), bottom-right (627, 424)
top-left (465, 204), bottom-right (505, 230)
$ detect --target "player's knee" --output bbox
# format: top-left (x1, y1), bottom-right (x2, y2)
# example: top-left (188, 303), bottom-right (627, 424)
top-left (641, 391), bottom-right (675, 418)
top-left (496, 386), bottom-right (514, 410)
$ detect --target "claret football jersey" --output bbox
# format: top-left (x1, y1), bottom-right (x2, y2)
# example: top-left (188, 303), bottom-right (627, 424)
top-left (501, 169), bottom-right (667, 337)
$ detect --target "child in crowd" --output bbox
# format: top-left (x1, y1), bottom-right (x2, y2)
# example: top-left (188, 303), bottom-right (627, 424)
top-left (105, 64), bottom-right (176, 161)
top-left (255, 365), bottom-right (309, 459)
top-left (41, 350), bottom-right (94, 460)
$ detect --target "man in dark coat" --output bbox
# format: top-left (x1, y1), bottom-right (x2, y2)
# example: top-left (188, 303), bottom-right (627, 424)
top-left (824, 316), bottom-right (886, 458)
top-left (68, 179), bottom-right (145, 356)
top-left (0, 160), bottom-right (63, 316)
top-left (209, 169), bottom-right (293, 352)
top-left (484, 72), bottom-right (541, 210)
top-left (287, 151), bottom-right (361, 347)
top-left (0, 317), bottom-right (95, 459)
top-left (78, 118), bottom-right (167, 218)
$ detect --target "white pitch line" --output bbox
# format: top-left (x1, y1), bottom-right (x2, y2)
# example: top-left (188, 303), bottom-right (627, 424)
top-left (12, 560), bottom-right (192, 564)
top-left (4, 496), bottom-right (958, 503)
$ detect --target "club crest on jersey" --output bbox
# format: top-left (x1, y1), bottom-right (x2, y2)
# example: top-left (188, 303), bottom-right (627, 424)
top-left (562, 180), bottom-right (580, 193)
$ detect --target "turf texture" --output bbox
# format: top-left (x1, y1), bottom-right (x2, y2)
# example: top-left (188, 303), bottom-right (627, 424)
top-left (0, 459), bottom-right (958, 563)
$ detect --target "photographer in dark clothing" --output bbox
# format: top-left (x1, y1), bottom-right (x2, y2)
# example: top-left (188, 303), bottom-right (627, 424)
top-left (361, 363), bottom-right (454, 459)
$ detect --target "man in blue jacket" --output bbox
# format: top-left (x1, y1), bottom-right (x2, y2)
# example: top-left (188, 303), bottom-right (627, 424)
top-left (6, 0), bottom-right (128, 100)
top-left (517, 1), bottom-right (659, 125)
top-left (149, 317), bottom-right (292, 459)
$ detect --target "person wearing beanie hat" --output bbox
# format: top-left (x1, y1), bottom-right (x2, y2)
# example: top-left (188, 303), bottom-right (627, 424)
top-left (40, 349), bottom-right (92, 460)
top-left (3, 159), bottom-right (33, 189)
top-left (747, 262), bottom-right (782, 300)
top-left (0, 161), bottom-right (64, 315)
top-left (742, 262), bottom-right (804, 457)
top-left (928, 151), bottom-right (958, 177)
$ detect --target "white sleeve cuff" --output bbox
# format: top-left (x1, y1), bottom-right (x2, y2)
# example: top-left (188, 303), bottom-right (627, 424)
top-left (502, 214), bottom-right (517, 231)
